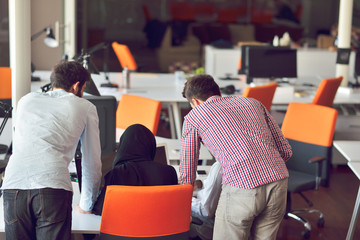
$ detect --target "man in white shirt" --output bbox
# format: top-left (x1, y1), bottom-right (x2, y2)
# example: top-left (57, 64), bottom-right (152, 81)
top-left (190, 162), bottom-right (222, 240)
top-left (1, 61), bottom-right (102, 240)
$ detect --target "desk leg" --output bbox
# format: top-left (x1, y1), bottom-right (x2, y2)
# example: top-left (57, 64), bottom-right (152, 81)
top-left (167, 104), bottom-right (176, 139)
top-left (171, 102), bottom-right (182, 139)
top-left (346, 185), bottom-right (360, 240)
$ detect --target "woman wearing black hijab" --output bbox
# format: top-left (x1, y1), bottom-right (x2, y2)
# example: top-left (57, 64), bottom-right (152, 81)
top-left (92, 124), bottom-right (178, 215)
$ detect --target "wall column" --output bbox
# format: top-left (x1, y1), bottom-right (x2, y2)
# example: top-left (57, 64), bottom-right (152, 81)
top-left (9, 0), bottom-right (31, 116)
top-left (336, 0), bottom-right (354, 87)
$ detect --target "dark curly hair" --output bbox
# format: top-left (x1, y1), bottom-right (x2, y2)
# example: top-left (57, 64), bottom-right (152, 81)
top-left (50, 60), bottom-right (90, 91)
top-left (182, 74), bottom-right (221, 102)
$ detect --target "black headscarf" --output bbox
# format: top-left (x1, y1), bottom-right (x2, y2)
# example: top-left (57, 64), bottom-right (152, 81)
top-left (109, 124), bottom-right (156, 185)
top-left (113, 123), bottom-right (156, 167)
top-left (92, 124), bottom-right (178, 215)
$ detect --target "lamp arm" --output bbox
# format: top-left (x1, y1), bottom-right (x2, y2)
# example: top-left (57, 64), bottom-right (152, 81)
top-left (31, 28), bottom-right (47, 41)
top-left (0, 102), bottom-right (12, 136)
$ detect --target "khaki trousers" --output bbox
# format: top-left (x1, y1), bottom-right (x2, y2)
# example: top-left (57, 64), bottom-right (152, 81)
top-left (213, 178), bottom-right (288, 240)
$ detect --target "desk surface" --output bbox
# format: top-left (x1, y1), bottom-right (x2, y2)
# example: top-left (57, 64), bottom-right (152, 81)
top-left (348, 162), bottom-right (360, 180)
top-left (32, 71), bottom-right (360, 105)
top-left (333, 141), bottom-right (360, 162)
top-left (116, 128), bottom-right (213, 161)
top-left (0, 168), bottom-right (211, 234)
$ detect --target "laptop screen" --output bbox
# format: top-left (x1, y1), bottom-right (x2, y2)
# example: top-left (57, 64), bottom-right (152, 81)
top-left (153, 143), bottom-right (170, 165)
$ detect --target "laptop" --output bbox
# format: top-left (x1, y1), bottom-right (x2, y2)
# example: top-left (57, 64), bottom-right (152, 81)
top-left (153, 143), bottom-right (170, 165)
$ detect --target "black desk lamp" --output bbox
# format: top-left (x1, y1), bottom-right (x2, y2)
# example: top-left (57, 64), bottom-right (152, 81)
top-left (75, 49), bottom-right (101, 96)
top-left (76, 42), bottom-right (118, 88)
top-left (31, 27), bottom-right (59, 48)
top-left (0, 101), bottom-right (12, 154)
top-left (40, 49), bottom-right (102, 96)
top-left (31, 27), bottom-right (59, 82)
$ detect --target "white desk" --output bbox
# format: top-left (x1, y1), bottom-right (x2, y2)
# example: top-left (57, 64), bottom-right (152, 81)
top-left (172, 165), bottom-right (212, 182)
top-left (116, 128), bottom-right (214, 163)
top-left (333, 141), bottom-right (360, 240)
top-left (32, 71), bottom-right (245, 139)
top-left (204, 45), bottom-right (356, 80)
top-left (347, 162), bottom-right (360, 240)
top-left (0, 182), bottom-right (101, 234)
top-left (333, 141), bottom-right (360, 162)
top-left (156, 136), bottom-right (213, 162)
top-left (32, 71), bottom-right (360, 140)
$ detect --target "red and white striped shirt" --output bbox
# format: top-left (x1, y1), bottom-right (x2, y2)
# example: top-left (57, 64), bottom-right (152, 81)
top-left (179, 95), bottom-right (292, 189)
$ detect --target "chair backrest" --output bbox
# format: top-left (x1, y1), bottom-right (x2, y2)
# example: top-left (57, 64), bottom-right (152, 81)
top-left (100, 185), bottom-right (193, 239)
top-left (116, 94), bottom-right (162, 135)
top-left (312, 76), bottom-right (343, 107)
top-left (112, 42), bottom-right (138, 71)
top-left (242, 82), bottom-right (278, 111)
top-left (0, 67), bottom-right (11, 99)
top-left (281, 102), bottom-right (338, 186)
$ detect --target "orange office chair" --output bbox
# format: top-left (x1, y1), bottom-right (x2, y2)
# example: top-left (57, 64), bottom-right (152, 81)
top-left (242, 82), bottom-right (278, 112)
top-left (100, 184), bottom-right (193, 239)
top-left (0, 67), bottom-right (11, 99)
top-left (281, 102), bottom-right (338, 239)
top-left (116, 94), bottom-right (162, 135)
top-left (112, 42), bottom-right (138, 71)
top-left (312, 76), bottom-right (343, 107)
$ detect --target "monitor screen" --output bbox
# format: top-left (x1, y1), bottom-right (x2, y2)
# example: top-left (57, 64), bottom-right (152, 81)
top-left (84, 95), bottom-right (117, 155)
top-left (355, 51), bottom-right (360, 78)
top-left (153, 143), bottom-right (170, 165)
top-left (75, 95), bottom-right (117, 192)
top-left (240, 45), bottom-right (297, 83)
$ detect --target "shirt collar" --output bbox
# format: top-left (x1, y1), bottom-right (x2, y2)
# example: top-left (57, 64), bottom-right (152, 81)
top-left (47, 89), bottom-right (74, 97)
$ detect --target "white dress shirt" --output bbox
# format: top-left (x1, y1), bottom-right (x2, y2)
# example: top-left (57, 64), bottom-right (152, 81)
top-left (2, 89), bottom-right (102, 211)
top-left (191, 161), bottom-right (222, 222)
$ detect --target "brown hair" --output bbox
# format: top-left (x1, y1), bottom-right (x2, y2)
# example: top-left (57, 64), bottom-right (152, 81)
top-left (50, 60), bottom-right (90, 91)
top-left (182, 74), bottom-right (221, 102)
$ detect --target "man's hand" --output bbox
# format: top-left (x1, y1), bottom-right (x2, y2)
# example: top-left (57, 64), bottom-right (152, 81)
top-left (76, 205), bottom-right (92, 214)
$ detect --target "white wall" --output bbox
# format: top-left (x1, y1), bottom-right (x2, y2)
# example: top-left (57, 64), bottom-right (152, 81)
top-left (31, 0), bottom-right (63, 70)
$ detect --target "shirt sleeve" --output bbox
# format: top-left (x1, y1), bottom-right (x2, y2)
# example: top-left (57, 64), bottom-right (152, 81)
top-left (265, 108), bottom-right (292, 162)
top-left (179, 118), bottom-right (201, 185)
top-left (192, 162), bottom-right (222, 220)
top-left (79, 104), bottom-right (102, 211)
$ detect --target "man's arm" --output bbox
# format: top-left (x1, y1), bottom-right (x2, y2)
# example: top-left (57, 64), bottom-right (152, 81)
top-left (79, 105), bottom-right (102, 212)
top-left (265, 109), bottom-right (292, 161)
top-left (179, 119), bottom-right (201, 185)
top-left (192, 162), bottom-right (222, 220)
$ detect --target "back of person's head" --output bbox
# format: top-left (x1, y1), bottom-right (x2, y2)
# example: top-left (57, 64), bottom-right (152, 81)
top-left (50, 60), bottom-right (90, 91)
top-left (113, 124), bottom-right (156, 167)
top-left (182, 74), bottom-right (221, 102)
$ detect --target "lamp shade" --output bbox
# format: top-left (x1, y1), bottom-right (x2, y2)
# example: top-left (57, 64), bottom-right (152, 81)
top-left (44, 28), bottom-right (58, 48)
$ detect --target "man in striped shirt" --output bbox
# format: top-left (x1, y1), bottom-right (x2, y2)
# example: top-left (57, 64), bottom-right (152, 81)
top-left (179, 74), bottom-right (292, 240)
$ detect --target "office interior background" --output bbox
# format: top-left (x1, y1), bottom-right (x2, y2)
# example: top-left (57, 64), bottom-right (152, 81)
top-left (1, 0), bottom-right (360, 240)
top-left (0, 0), bottom-right (360, 73)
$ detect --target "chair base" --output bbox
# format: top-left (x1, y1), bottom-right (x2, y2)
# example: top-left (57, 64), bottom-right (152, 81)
top-left (286, 209), bottom-right (325, 239)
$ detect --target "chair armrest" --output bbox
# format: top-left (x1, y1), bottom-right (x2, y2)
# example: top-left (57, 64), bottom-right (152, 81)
top-left (308, 156), bottom-right (326, 164)
top-left (308, 156), bottom-right (326, 190)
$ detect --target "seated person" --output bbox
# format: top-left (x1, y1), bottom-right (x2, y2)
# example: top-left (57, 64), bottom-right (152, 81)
top-left (190, 161), bottom-right (222, 240)
top-left (92, 124), bottom-right (178, 215)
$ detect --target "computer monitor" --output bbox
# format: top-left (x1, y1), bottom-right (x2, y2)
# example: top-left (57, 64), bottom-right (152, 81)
top-left (240, 45), bottom-right (297, 84)
top-left (84, 95), bottom-right (117, 154)
top-left (84, 77), bottom-right (101, 96)
top-left (353, 51), bottom-right (360, 87)
top-left (75, 95), bottom-right (117, 192)
top-left (153, 143), bottom-right (170, 165)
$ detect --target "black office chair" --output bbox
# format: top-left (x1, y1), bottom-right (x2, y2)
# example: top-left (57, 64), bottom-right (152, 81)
top-left (281, 102), bottom-right (338, 239)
